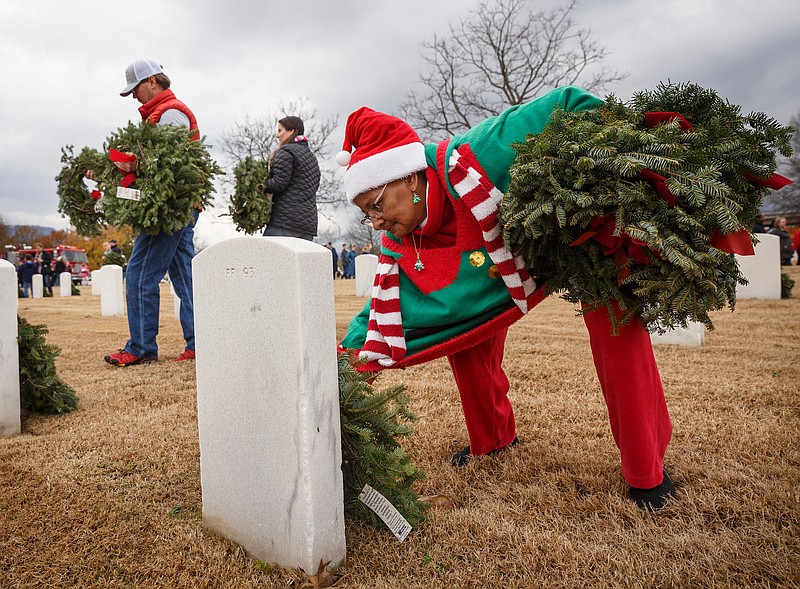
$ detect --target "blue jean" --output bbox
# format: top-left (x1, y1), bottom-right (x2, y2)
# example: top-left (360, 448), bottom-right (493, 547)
top-left (124, 209), bottom-right (199, 358)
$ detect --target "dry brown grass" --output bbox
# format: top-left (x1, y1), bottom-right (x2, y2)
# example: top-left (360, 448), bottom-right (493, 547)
top-left (3, 267), bottom-right (799, 588)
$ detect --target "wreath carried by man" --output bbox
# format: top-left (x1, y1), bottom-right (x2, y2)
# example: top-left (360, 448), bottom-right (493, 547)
top-left (57, 121), bottom-right (223, 236)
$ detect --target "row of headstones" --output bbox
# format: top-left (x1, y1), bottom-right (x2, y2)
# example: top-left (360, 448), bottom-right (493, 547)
top-left (26, 272), bottom-right (74, 298)
top-left (0, 232), bottom-right (788, 571)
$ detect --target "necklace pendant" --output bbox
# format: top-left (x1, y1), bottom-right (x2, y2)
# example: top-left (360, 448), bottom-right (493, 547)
top-left (414, 257), bottom-right (425, 271)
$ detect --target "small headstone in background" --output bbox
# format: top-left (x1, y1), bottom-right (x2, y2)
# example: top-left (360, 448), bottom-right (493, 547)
top-left (59, 272), bottom-right (72, 297)
top-left (32, 274), bottom-right (43, 299)
top-left (355, 254), bottom-right (379, 297)
top-left (91, 270), bottom-right (102, 295)
top-left (0, 260), bottom-right (21, 437)
top-left (736, 233), bottom-right (781, 300)
top-left (101, 265), bottom-right (125, 317)
top-left (650, 322), bottom-right (705, 347)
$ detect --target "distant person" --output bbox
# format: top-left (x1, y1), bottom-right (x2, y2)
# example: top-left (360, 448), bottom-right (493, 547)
top-left (53, 253), bottom-right (67, 286)
top-left (344, 245), bottom-right (356, 278)
top-left (340, 244), bottom-right (349, 278)
top-left (751, 215), bottom-right (768, 233)
top-left (328, 242), bottom-right (339, 279)
top-left (18, 255), bottom-right (37, 297)
top-left (261, 116), bottom-right (321, 241)
top-left (35, 244), bottom-right (53, 296)
top-left (87, 58), bottom-right (200, 367)
top-left (348, 245), bottom-right (358, 276)
top-left (768, 216), bottom-right (792, 266)
top-left (109, 239), bottom-right (122, 255)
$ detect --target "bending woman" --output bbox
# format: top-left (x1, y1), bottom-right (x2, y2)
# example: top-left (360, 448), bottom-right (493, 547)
top-left (337, 87), bottom-right (676, 511)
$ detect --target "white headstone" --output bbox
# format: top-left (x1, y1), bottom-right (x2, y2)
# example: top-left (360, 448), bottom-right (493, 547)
top-left (59, 272), bottom-right (72, 297)
top-left (650, 321), bottom-right (705, 347)
top-left (32, 274), bottom-right (44, 298)
top-left (0, 260), bottom-right (21, 437)
top-left (101, 265), bottom-right (125, 316)
top-left (355, 253), bottom-right (379, 297)
top-left (193, 236), bottom-right (346, 571)
top-left (736, 233), bottom-right (781, 299)
top-left (169, 282), bottom-right (180, 320)
top-left (91, 270), bottom-right (102, 295)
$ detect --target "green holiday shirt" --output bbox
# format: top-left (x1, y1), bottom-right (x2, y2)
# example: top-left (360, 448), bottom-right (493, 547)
top-left (341, 87), bottom-right (604, 362)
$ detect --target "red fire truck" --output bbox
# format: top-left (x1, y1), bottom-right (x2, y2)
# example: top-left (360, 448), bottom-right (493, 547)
top-left (14, 245), bottom-right (90, 285)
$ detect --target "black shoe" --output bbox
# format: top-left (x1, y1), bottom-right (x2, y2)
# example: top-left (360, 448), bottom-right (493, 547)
top-left (629, 470), bottom-right (678, 512)
top-left (451, 437), bottom-right (520, 467)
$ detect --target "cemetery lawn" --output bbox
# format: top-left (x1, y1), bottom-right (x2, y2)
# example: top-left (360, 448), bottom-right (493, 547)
top-left (3, 267), bottom-right (799, 588)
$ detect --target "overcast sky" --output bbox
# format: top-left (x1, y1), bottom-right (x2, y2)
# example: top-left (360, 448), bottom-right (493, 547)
top-left (1, 0), bottom-right (797, 237)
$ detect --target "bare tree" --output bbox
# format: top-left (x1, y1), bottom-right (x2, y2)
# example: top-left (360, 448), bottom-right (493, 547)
top-left (12, 225), bottom-right (45, 248)
top-left (219, 97), bottom-right (344, 212)
top-left (400, 0), bottom-right (626, 140)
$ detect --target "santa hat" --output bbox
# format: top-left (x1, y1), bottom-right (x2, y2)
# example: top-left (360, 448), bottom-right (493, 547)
top-left (336, 107), bottom-right (427, 202)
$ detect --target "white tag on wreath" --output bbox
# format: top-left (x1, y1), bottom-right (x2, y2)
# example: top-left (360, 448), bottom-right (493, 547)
top-left (358, 484), bottom-right (412, 541)
top-left (116, 186), bottom-right (141, 201)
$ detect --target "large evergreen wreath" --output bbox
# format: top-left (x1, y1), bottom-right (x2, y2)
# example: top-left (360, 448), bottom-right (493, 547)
top-left (93, 122), bottom-right (223, 235)
top-left (228, 156), bottom-right (272, 234)
top-left (55, 146), bottom-right (107, 236)
top-left (501, 82), bottom-right (793, 332)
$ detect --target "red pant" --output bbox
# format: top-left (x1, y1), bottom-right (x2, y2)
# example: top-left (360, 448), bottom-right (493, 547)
top-left (447, 307), bottom-right (671, 488)
top-left (447, 328), bottom-right (516, 456)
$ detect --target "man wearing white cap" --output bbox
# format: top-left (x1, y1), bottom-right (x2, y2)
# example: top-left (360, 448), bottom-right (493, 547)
top-left (103, 59), bottom-right (200, 367)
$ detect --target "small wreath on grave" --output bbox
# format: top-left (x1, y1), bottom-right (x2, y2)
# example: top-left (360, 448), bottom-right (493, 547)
top-left (17, 316), bottom-right (79, 415)
top-left (228, 156), bottom-right (272, 234)
top-left (501, 82), bottom-right (794, 333)
top-left (91, 121), bottom-right (223, 235)
top-left (101, 251), bottom-right (127, 267)
top-left (55, 145), bottom-right (108, 237)
top-left (337, 353), bottom-right (428, 529)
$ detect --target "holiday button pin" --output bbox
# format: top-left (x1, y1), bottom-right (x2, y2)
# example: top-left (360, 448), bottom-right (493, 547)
top-left (469, 251), bottom-right (485, 267)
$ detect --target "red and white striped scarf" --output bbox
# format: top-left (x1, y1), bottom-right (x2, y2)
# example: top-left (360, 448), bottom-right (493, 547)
top-left (357, 143), bottom-right (536, 367)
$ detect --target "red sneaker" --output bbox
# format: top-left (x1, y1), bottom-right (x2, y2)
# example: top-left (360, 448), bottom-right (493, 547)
top-left (104, 349), bottom-right (157, 367)
top-left (171, 349), bottom-right (196, 363)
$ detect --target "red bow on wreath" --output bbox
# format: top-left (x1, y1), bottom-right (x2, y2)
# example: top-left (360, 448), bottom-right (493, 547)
top-left (570, 212), bottom-right (649, 285)
top-left (638, 112), bottom-right (793, 256)
top-left (575, 111), bottom-right (794, 268)
top-left (109, 148), bottom-right (137, 188)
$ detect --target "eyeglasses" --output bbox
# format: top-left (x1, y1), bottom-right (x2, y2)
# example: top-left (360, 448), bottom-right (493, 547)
top-left (359, 184), bottom-right (388, 225)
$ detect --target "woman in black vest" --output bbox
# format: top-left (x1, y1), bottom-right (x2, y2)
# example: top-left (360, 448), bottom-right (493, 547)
top-left (262, 116), bottom-right (321, 241)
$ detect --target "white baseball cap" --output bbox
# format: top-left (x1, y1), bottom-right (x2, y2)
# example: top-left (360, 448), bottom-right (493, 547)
top-left (120, 59), bottom-right (163, 96)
